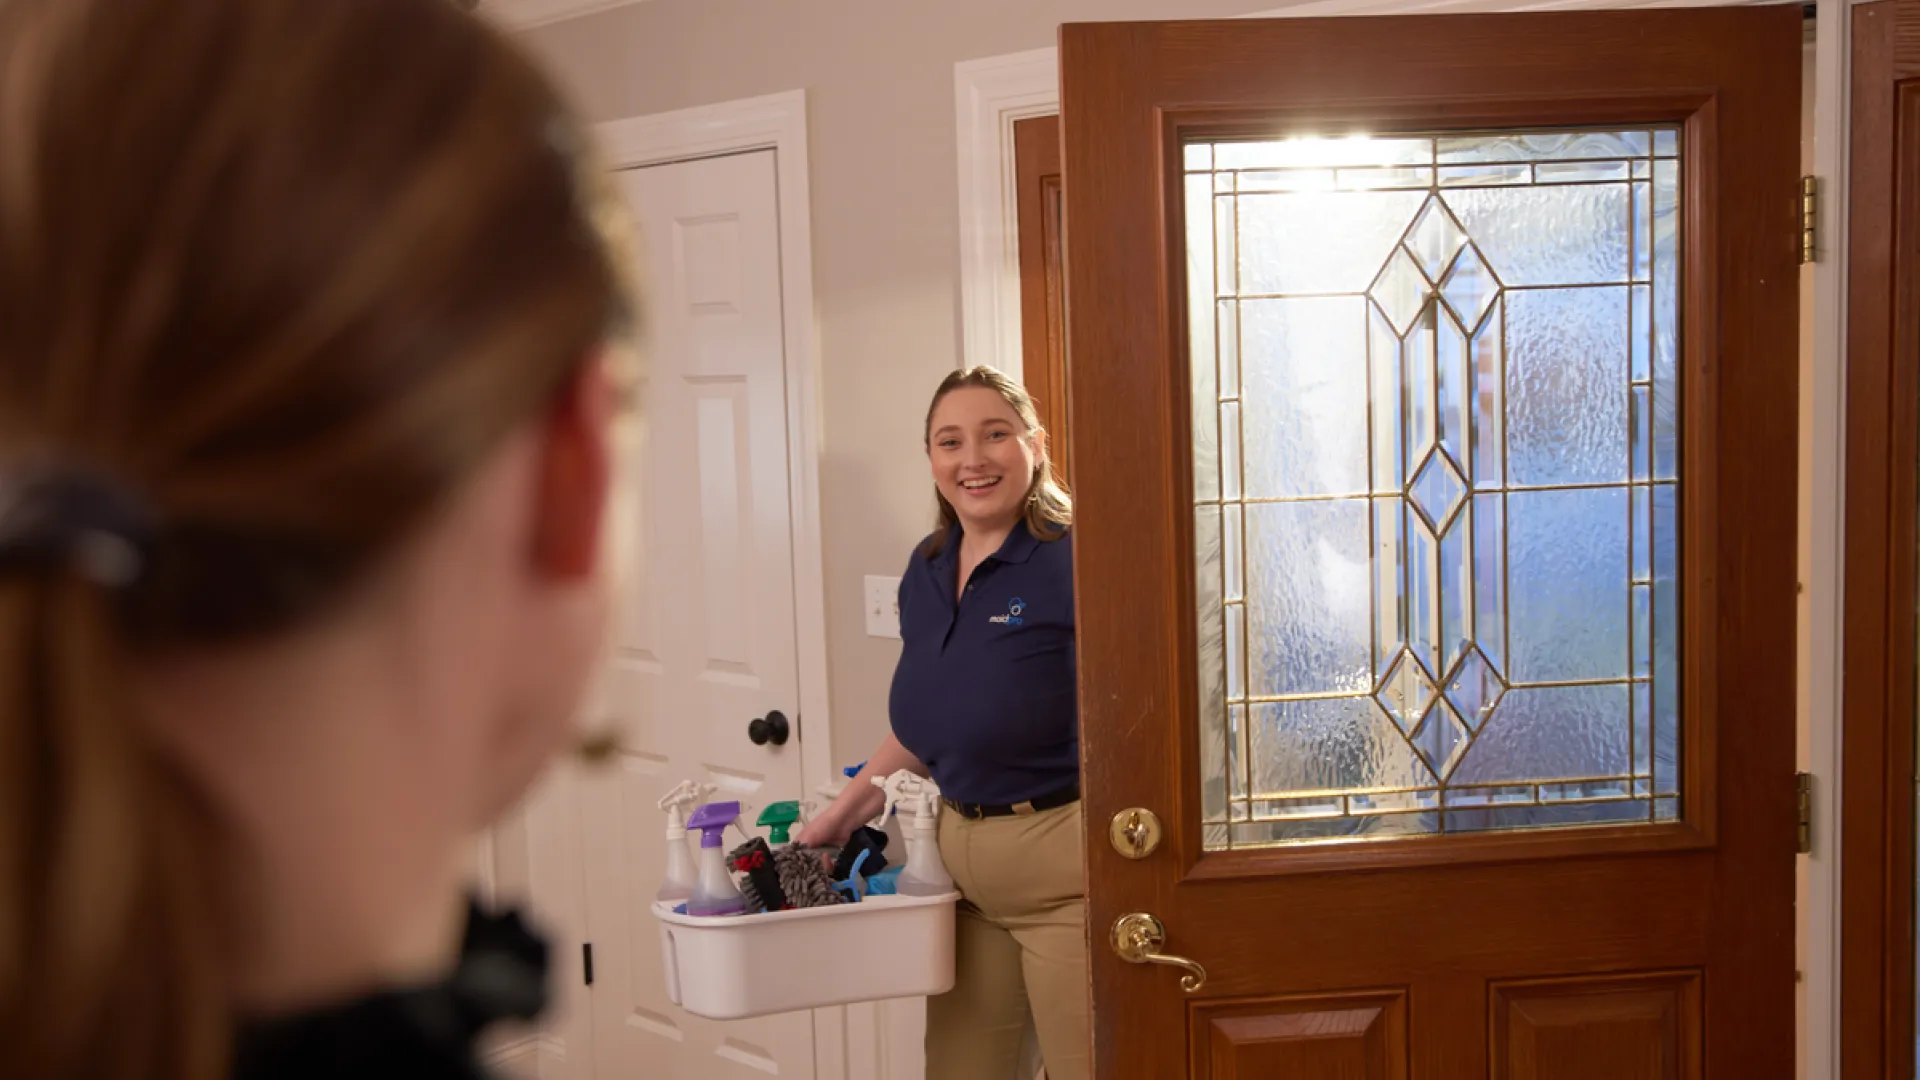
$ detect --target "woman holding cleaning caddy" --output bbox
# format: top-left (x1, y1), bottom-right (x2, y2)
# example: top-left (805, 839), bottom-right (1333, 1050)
top-left (798, 366), bottom-right (1087, 1080)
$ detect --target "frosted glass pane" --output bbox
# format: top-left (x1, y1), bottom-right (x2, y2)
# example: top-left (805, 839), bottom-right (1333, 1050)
top-left (1470, 300), bottom-right (1504, 489)
top-left (1374, 498), bottom-right (1406, 681)
top-left (1443, 185), bottom-right (1630, 286)
top-left (1238, 190), bottom-right (1428, 296)
top-left (1535, 160), bottom-right (1633, 183)
top-left (1652, 159), bottom-right (1681, 479)
top-left (1472, 493), bottom-right (1507, 677)
top-left (1196, 503), bottom-right (1227, 823)
top-left (1221, 401), bottom-right (1242, 501)
top-left (1237, 168), bottom-right (1337, 193)
top-left (1506, 287), bottom-right (1630, 487)
top-left (1338, 166), bottom-right (1434, 191)
top-left (1217, 136), bottom-right (1432, 170)
top-left (1437, 305), bottom-right (1472, 472)
top-left (1218, 300), bottom-right (1241, 399)
top-left (1370, 305), bottom-right (1405, 494)
top-left (1249, 696), bottom-right (1431, 796)
top-left (1631, 285), bottom-right (1652, 382)
top-left (1507, 487), bottom-right (1629, 682)
top-left (1191, 126), bottom-right (1682, 849)
top-left (1214, 197), bottom-right (1238, 302)
top-left (1187, 173), bottom-right (1219, 503)
top-left (1246, 499), bottom-right (1372, 697)
top-left (1241, 297), bottom-right (1370, 499)
top-left (1441, 164), bottom-right (1530, 186)
top-left (1451, 683), bottom-right (1631, 785)
top-left (1652, 483), bottom-right (1679, 796)
top-left (1438, 130), bottom-right (1651, 163)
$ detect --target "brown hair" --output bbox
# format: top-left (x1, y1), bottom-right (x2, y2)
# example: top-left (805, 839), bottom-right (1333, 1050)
top-left (920, 366), bottom-right (1072, 557)
top-left (0, 0), bottom-right (636, 1076)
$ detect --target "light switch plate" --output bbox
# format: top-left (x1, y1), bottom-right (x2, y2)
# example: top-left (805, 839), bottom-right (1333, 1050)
top-left (864, 575), bottom-right (901, 639)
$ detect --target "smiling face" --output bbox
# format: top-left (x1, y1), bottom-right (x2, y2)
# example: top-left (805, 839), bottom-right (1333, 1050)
top-left (926, 385), bottom-right (1044, 536)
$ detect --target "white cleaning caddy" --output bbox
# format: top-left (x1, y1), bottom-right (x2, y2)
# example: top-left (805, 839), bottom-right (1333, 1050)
top-left (653, 890), bottom-right (959, 1020)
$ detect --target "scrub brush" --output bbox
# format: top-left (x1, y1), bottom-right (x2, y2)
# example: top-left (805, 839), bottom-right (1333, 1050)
top-left (726, 837), bottom-right (789, 913)
top-left (773, 846), bottom-right (847, 909)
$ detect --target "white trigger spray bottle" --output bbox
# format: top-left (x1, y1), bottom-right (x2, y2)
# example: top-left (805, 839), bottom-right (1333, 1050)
top-left (656, 780), bottom-right (713, 905)
top-left (872, 770), bottom-right (954, 897)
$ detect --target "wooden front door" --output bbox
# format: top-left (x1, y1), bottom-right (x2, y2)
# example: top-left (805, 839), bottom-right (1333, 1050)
top-left (1059, 10), bottom-right (1801, 1078)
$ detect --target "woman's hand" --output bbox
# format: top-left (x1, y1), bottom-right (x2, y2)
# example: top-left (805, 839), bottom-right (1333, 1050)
top-left (794, 806), bottom-right (855, 848)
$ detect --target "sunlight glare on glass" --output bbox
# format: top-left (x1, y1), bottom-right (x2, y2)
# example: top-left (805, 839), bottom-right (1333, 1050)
top-left (1213, 133), bottom-right (1431, 172)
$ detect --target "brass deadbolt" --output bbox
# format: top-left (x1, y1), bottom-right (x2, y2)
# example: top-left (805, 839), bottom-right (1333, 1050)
top-left (1109, 807), bottom-right (1163, 859)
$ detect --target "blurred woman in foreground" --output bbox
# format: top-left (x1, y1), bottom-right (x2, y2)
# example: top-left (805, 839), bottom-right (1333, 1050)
top-left (0, 0), bottom-right (638, 1076)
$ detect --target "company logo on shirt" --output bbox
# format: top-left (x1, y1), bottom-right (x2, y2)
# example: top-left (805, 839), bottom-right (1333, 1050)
top-left (989, 598), bottom-right (1025, 626)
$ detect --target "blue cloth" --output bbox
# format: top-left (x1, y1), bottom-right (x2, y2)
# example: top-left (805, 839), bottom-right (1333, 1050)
top-left (888, 519), bottom-right (1077, 805)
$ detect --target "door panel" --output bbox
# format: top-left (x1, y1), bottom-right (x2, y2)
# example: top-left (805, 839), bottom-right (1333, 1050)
top-left (1016, 113), bottom-right (1071, 480)
top-left (1489, 971), bottom-right (1700, 1080)
top-left (581, 148), bottom-right (812, 1078)
top-left (1060, 10), bottom-right (1799, 1077)
top-left (1192, 992), bottom-right (1407, 1079)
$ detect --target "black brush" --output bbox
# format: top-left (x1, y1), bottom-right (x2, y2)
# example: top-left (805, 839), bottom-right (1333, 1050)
top-left (726, 838), bottom-right (788, 913)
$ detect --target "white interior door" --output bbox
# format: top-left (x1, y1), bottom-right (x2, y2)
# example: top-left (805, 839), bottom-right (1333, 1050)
top-left (580, 148), bottom-right (813, 1079)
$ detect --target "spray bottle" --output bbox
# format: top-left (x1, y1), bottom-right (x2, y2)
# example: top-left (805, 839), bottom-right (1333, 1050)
top-left (656, 780), bottom-right (714, 905)
top-left (872, 770), bottom-right (954, 897)
top-left (685, 800), bottom-right (749, 916)
top-left (757, 801), bottom-right (802, 845)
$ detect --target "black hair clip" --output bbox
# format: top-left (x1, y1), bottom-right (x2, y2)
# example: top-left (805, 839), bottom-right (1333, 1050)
top-left (0, 465), bottom-right (156, 589)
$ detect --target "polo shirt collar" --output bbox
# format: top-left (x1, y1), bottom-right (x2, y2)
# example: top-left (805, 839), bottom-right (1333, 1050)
top-left (932, 517), bottom-right (1043, 572)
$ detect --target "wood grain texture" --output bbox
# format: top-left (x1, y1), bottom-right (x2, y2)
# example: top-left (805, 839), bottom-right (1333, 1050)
top-left (1842, 4), bottom-right (1920, 1077)
top-left (1014, 114), bottom-right (1071, 480)
top-left (1191, 991), bottom-right (1407, 1079)
top-left (1059, 9), bottom-right (1801, 1077)
top-left (1490, 972), bottom-right (1701, 1080)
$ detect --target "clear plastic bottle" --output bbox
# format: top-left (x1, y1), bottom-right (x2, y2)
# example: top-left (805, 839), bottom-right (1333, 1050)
top-left (685, 800), bottom-right (748, 917)
top-left (655, 781), bottom-right (710, 905)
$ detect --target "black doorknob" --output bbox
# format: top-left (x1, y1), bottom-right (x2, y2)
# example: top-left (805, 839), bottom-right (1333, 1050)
top-left (748, 710), bottom-right (790, 747)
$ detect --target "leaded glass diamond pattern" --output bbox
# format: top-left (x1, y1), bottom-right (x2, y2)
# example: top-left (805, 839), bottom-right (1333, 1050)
top-left (1376, 651), bottom-right (1437, 734)
top-left (1191, 127), bottom-right (1683, 849)
top-left (1406, 197), bottom-right (1466, 280)
top-left (1440, 244), bottom-right (1499, 331)
top-left (1409, 451), bottom-right (1467, 532)
top-left (1372, 247), bottom-right (1431, 336)
top-left (1411, 701), bottom-right (1471, 781)
top-left (1444, 648), bottom-right (1504, 731)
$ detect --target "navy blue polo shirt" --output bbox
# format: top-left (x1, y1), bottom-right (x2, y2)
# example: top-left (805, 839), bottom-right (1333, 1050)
top-left (888, 520), bottom-right (1078, 806)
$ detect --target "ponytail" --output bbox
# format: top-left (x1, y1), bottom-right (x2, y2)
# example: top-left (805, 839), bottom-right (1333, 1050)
top-left (1, 576), bottom-right (229, 1079)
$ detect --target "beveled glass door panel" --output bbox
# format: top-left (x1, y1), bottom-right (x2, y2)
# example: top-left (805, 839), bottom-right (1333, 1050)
top-left (1189, 128), bottom-right (1683, 849)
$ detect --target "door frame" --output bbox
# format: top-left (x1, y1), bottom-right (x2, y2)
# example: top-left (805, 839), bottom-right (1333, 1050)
top-left (1840, 3), bottom-right (1920, 1076)
top-left (956, 4), bottom-right (1854, 1078)
top-left (578, 89), bottom-right (899, 1080)
top-left (480, 90), bottom-right (849, 1080)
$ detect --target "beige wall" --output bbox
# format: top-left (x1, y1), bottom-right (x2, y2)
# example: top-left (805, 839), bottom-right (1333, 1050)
top-left (520, 0), bottom-right (1277, 778)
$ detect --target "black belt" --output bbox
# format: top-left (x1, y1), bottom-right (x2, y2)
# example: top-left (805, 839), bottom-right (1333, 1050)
top-left (942, 783), bottom-right (1080, 820)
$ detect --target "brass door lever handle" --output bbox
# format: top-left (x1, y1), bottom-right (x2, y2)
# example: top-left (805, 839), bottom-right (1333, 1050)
top-left (1110, 912), bottom-right (1207, 993)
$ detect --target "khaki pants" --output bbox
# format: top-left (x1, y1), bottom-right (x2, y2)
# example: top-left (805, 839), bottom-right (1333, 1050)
top-left (925, 800), bottom-right (1090, 1080)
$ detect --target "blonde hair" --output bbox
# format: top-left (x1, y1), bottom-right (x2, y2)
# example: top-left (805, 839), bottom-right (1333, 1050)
top-left (0, 0), bottom-right (637, 1076)
top-left (920, 367), bottom-right (1072, 557)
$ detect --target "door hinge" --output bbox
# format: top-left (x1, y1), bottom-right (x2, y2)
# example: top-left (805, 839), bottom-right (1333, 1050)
top-left (1796, 772), bottom-right (1813, 854)
top-left (583, 942), bottom-right (594, 987)
top-left (1800, 175), bottom-right (1819, 264)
